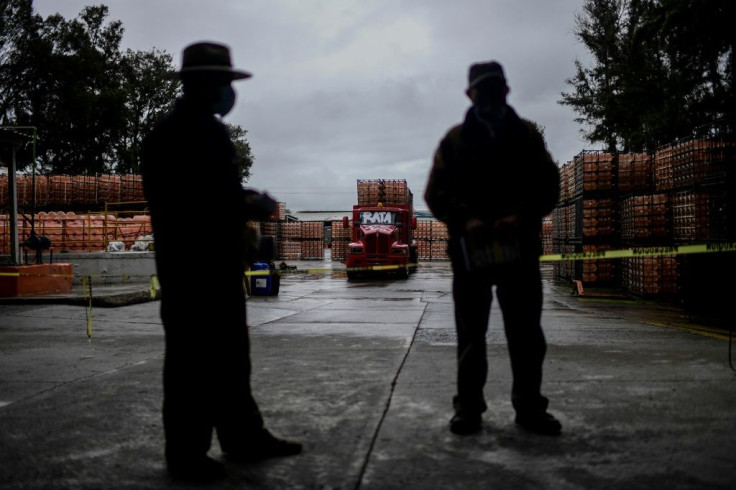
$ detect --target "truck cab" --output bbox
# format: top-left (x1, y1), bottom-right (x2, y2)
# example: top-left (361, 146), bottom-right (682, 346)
top-left (344, 203), bottom-right (418, 279)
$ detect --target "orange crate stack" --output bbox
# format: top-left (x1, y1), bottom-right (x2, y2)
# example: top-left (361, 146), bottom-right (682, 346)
top-left (581, 198), bottom-right (616, 238)
top-left (97, 175), bottom-right (122, 203)
top-left (357, 179), bottom-right (412, 206)
top-left (72, 176), bottom-right (96, 206)
top-left (618, 153), bottom-right (652, 193)
top-left (279, 222), bottom-right (301, 260)
top-left (622, 256), bottom-right (678, 296)
top-left (574, 151), bottom-right (614, 194)
top-left (331, 220), bottom-right (350, 261)
top-left (620, 194), bottom-right (669, 240)
top-left (300, 221), bottom-right (324, 259)
top-left (121, 175), bottom-right (144, 202)
top-left (654, 144), bottom-right (674, 192)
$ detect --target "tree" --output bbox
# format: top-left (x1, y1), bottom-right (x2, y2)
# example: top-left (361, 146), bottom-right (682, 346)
top-left (226, 123), bottom-right (254, 183)
top-left (560, 0), bottom-right (734, 152)
top-left (0, 3), bottom-right (256, 180)
top-left (114, 48), bottom-right (179, 174)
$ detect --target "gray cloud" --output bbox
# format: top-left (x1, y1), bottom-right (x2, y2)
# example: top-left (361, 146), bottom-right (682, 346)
top-left (34, 0), bottom-right (590, 211)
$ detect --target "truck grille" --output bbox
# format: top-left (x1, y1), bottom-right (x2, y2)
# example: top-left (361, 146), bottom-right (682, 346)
top-left (364, 232), bottom-right (390, 255)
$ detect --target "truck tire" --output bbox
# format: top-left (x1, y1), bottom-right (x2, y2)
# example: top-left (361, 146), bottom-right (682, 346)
top-left (397, 265), bottom-right (409, 279)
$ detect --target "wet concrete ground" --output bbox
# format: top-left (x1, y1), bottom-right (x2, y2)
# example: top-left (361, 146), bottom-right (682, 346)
top-left (0, 260), bottom-right (735, 489)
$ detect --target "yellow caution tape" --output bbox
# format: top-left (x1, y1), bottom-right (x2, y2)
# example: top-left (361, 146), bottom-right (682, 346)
top-left (82, 276), bottom-right (93, 341)
top-left (150, 274), bottom-right (160, 299)
top-left (539, 242), bottom-right (736, 262)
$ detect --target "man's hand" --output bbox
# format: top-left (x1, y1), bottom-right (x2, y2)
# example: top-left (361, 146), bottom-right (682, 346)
top-left (465, 217), bottom-right (485, 233)
top-left (492, 214), bottom-right (519, 243)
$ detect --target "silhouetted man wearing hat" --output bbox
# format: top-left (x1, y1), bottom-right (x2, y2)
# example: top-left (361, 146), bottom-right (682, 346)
top-left (425, 61), bottom-right (562, 436)
top-left (141, 41), bottom-right (301, 483)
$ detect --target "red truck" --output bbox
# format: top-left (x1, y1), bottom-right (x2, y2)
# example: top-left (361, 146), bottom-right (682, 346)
top-left (343, 179), bottom-right (418, 279)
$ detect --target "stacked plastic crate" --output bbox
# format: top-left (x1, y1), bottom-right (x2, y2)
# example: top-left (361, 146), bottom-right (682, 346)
top-left (278, 222), bottom-right (302, 260)
top-left (331, 219), bottom-right (350, 261)
top-left (416, 220), bottom-right (449, 261)
top-left (48, 176), bottom-right (73, 207)
top-left (300, 221), bottom-right (324, 259)
top-left (665, 133), bottom-right (735, 309)
top-left (565, 151), bottom-right (619, 286)
top-left (541, 214), bottom-right (554, 256)
top-left (121, 175), bottom-right (144, 202)
top-left (552, 161), bottom-right (577, 280)
top-left (356, 179), bottom-right (413, 206)
top-left (618, 149), bottom-right (677, 295)
top-left (97, 175), bottom-right (122, 204)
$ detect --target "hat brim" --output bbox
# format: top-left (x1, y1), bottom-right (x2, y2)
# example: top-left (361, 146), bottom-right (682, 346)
top-left (468, 72), bottom-right (506, 89)
top-left (166, 66), bottom-right (252, 81)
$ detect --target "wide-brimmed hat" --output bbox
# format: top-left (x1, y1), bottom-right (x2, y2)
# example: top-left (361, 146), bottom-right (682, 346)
top-left (168, 42), bottom-right (252, 81)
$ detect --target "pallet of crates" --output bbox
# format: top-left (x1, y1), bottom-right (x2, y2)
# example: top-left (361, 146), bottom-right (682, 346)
top-left (300, 221), bottom-right (324, 260)
top-left (36, 212), bottom-right (64, 252)
top-left (617, 153), bottom-right (653, 194)
top-left (620, 149), bottom-right (677, 298)
top-left (619, 192), bottom-right (674, 298)
top-left (48, 176), bottom-right (73, 207)
top-left (0, 214), bottom-right (9, 255)
top-left (620, 194), bottom-right (670, 242)
top-left (357, 180), bottom-right (381, 206)
top-left (331, 220), bottom-right (350, 261)
top-left (541, 213), bottom-right (554, 256)
top-left (654, 143), bottom-right (675, 193)
top-left (672, 128), bottom-right (735, 318)
top-left (574, 150), bottom-right (614, 195)
top-left (62, 213), bottom-right (84, 251)
top-left (558, 161), bottom-right (575, 203)
top-left (415, 220), bottom-right (431, 260)
top-left (571, 151), bottom-right (621, 289)
top-left (430, 220), bottom-right (449, 260)
top-left (622, 254), bottom-right (679, 297)
top-left (279, 222), bottom-right (302, 260)
top-left (268, 202), bottom-right (287, 222)
top-left (72, 176), bottom-right (97, 207)
top-left (97, 175), bottom-right (122, 204)
top-left (17, 174), bottom-right (50, 208)
top-left (0, 175), bottom-right (7, 206)
top-left (121, 175), bottom-right (145, 202)
top-left (574, 197), bottom-right (620, 288)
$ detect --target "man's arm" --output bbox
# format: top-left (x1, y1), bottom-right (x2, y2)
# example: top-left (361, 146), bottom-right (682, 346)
top-left (424, 131), bottom-right (474, 228)
top-left (522, 121), bottom-right (560, 220)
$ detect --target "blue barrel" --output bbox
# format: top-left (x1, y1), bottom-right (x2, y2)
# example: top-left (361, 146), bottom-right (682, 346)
top-left (250, 262), bottom-right (280, 296)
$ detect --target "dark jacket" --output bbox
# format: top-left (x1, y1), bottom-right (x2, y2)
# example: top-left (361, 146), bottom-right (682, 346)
top-left (424, 105), bottom-right (560, 259)
top-left (141, 97), bottom-right (251, 291)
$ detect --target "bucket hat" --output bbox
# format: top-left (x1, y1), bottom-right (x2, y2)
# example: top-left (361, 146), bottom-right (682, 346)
top-left (169, 42), bottom-right (252, 81)
top-left (468, 61), bottom-right (506, 89)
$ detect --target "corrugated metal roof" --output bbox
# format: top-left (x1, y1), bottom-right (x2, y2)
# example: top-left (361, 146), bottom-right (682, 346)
top-left (290, 211), bottom-right (352, 222)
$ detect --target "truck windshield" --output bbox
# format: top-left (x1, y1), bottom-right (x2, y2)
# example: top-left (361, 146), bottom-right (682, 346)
top-left (358, 211), bottom-right (397, 225)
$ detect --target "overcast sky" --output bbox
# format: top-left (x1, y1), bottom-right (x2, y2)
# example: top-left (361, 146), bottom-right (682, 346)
top-left (34, 0), bottom-right (591, 212)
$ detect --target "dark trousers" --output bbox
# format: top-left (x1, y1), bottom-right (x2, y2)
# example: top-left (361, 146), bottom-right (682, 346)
top-left (160, 276), bottom-right (264, 464)
top-left (451, 259), bottom-right (549, 416)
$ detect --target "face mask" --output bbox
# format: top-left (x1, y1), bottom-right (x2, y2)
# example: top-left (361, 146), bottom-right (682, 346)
top-left (213, 85), bottom-right (236, 116)
top-left (473, 98), bottom-right (507, 127)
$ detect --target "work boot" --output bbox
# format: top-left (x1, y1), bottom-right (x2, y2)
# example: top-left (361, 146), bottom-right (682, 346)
top-left (167, 455), bottom-right (226, 483)
top-left (224, 429), bottom-right (302, 461)
top-left (515, 411), bottom-right (562, 436)
top-left (450, 411), bottom-right (482, 435)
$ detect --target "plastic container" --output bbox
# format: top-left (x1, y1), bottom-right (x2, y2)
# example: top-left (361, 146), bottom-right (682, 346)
top-left (250, 262), bottom-right (280, 296)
